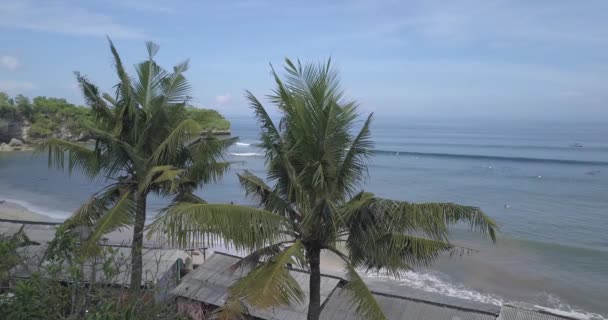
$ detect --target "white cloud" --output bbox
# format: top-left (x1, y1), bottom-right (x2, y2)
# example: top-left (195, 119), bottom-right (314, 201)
top-left (104, 0), bottom-right (176, 14)
top-left (0, 80), bottom-right (36, 92)
top-left (318, 0), bottom-right (608, 47)
top-left (215, 94), bottom-right (232, 105)
top-left (0, 55), bottom-right (20, 71)
top-left (0, 0), bottom-right (145, 38)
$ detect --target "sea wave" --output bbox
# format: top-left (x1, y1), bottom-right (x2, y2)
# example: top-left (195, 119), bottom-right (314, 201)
top-left (535, 294), bottom-right (608, 320)
top-left (235, 142), bottom-right (251, 147)
top-left (363, 269), bottom-right (504, 306)
top-left (363, 270), bottom-right (607, 319)
top-left (374, 150), bottom-right (608, 166)
top-left (229, 152), bottom-right (263, 157)
top-left (0, 196), bottom-right (70, 220)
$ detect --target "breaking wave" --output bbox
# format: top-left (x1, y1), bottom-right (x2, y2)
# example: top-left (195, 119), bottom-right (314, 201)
top-left (363, 271), bottom-right (606, 319)
top-left (229, 152), bottom-right (263, 157)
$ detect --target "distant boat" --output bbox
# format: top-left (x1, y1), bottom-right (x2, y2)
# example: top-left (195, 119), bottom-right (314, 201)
top-left (571, 142), bottom-right (583, 148)
top-left (586, 170), bottom-right (600, 176)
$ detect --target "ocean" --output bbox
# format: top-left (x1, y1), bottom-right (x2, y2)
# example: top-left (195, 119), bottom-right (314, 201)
top-left (0, 116), bottom-right (607, 319)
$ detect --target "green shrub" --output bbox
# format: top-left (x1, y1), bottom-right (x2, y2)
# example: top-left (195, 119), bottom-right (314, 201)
top-left (185, 107), bottom-right (230, 130)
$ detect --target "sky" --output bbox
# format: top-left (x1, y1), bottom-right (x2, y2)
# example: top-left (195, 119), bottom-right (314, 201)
top-left (0, 0), bottom-right (607, 120)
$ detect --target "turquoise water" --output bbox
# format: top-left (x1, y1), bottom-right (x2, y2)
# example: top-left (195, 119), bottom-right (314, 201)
top-left (0, 116), bottom-right (606, 319)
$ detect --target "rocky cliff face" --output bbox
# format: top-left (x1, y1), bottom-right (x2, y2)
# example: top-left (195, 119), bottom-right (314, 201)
top-left (0, 116), bottom-right (27, 143)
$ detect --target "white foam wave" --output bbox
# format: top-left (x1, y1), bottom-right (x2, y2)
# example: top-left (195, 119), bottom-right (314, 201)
top-left (362, 269), bottom-right (503, 306)
top-left (365, 270), bottom-right (607, 320)
top-left (534, 294), bottom-right (608, 320)
top-left (236, 142), bottom-right (251, 146)
top-left (229, 152), bottom-right (263, 157)
top-left (0, 196), bottom-right (70, 220)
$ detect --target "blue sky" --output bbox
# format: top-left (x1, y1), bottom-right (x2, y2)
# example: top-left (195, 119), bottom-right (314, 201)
top-left (0, 0), bottom-right (607, 120)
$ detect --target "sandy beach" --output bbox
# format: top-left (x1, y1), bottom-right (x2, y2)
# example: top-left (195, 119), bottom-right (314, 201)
top-left (0, 200), bottom-right (63, 222)
top-left (0, 199), bottom-right (346, 274)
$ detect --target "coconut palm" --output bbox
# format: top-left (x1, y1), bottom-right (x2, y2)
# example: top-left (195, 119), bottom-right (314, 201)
top-left (39, 39), bottom-right (234, 290)
top-left (150, 59), bottom-right (498, 320)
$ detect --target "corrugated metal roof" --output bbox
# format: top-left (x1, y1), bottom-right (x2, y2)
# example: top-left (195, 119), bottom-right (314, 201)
top-left (0, 221), bottom-right (58, 243)
top-left (497, 305), bottom-right (578, 320)
top-left (172, 252), bottom-right (341, 320)
top-left (10, 242), bottom-right (190, 288)
top-left (320, 287), bottom-right (497, 320)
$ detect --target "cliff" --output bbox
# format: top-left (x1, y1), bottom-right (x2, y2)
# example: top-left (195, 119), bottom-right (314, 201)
top-left (0, 92), bottom-right (231, 151)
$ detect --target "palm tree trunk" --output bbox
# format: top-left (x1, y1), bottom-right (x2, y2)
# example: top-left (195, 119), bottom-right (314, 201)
top-left (307, 245), bottom-right (322, 320)
top-left (130, 193), bottom-right (146, 291)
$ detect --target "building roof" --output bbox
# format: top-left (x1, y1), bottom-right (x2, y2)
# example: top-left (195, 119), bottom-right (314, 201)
top-left (174, 252), bottom-right (581, 320)
top-left (172, 252), bottom-right (341, 320)
top-left (0, 220), bottom-right (59, 244)
top-left (11, 244), bottom-right (190, 288)
top-left (2, 220), bottom-right (190, 289)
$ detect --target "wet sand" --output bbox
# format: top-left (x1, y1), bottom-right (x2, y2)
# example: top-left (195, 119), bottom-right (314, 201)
top-left (0, 200), bottom-right (62, 222)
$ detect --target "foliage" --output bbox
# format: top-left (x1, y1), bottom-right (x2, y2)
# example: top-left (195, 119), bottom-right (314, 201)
top-left (38, 38), bottom-right (234, 290)
top-left (0, 227), bottom-right (38, 282)
top-left (0, 93), bottom-right (229, 140)
top-left (0, 226), bottom-right (185, 320)
top-left (185, 107), bottom-right (230, 130)
top-left (151, 58), bottom-right (499, 320)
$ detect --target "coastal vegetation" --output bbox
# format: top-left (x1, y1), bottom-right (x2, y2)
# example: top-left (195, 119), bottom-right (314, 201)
top-left (0, 226), bottom-right (184, 319)
top-left (0, 91), bottom-right (229, 144)
top-left (40, 39), bottom-right (235, 290)
top-left (150, 59), bottom-right (498, 320)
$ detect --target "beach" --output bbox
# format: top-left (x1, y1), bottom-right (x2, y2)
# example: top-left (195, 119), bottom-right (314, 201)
top-left (0, 200), bottom-right (62, 222)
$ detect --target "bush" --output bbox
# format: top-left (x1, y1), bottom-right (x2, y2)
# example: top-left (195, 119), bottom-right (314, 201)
top-left (0, 226), bottom-right (186, 320)
top-left (185, 107), bottom-right (230, 130)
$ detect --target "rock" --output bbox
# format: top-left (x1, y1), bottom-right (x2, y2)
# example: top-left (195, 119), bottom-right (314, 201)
top-left (0, 143), bottom-right (12, 151)
top-left (8, 138), bottom-right (24, 146)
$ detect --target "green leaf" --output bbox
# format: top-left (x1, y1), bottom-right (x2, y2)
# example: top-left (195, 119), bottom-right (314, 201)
top-left (228, 241), bottom-right (306, 309)
top-left (37, 138), bottom-right (98, 178)
top-left (147, 203), bottom-right (290, 251)
top-left (343, 264), bottom-right (387, 320)
top-left (81, 191), bottom-right (135, 255)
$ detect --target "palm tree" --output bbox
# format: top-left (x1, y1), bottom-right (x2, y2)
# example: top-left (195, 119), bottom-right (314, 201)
top-left (39, 39), bottom-right (234, 290)
top-left (150, 59), bottom-right (498, 320)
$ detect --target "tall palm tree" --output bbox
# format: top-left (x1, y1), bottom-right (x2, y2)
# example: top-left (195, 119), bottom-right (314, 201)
top-left (150, 59), bottom-right (498, 319)
top-left (40, 39), bottom-right (234, 290)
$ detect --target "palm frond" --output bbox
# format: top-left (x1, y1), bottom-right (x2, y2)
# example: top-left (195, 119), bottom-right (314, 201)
top-left (228, 241), bottom-right (306, 309)
top-left (342, 263), bottom-right (387, 320)
top-left (81, 191), bottom-right (135, 255)
top-left (107, 37), bottom-right (133, 107)
top-left (337, 113), bottom-right (374, 196)
top-left (148, 203), bottom-right (290, 250)
top-left (75, 72), bottom-right (114, 126)
top-left (229, 241), bottom-right (294, 272)
top-left (138, 165), bottom-right (184, 194)
top-left (149, 119), bottom-right (202, 166)
top-left (161, 60), bottom-right (191, 105)
top-left (238, 170), bottom-right (299, 220)
top-left (389, 201), bottom-right (498, 242)
top-left (341, 194), bottom-right (498, 243)
top-left (37, 138), bottom-right (98, 178)
top-left (65, 183), bottom-right (123, 228)
top-left (213, 297), bottom-right (249, 320)
top-left (348, 233), bottom-right (463, 275)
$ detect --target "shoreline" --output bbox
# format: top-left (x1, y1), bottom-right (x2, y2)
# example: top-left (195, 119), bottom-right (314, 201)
top-left (0, 200), bottom-right (63, 222)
